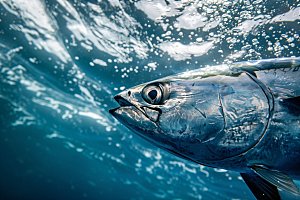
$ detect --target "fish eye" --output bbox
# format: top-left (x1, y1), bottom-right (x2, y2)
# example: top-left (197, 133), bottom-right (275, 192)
top-left (142, 83), bottom-right (168, 105)
top-left (148, 90), bottom-right (157, 100)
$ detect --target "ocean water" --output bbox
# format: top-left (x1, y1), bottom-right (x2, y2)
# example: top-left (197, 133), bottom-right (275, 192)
top-left (0, 0), bottom-right (300, 199)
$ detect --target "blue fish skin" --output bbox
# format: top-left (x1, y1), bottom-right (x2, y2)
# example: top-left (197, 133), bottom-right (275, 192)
top-left (110, 57), bottom-right (300, 197)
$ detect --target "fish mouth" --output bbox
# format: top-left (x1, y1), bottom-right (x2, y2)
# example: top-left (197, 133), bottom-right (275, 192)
top-left (109, 95), bottom-right (162, 123)
top-left (113, 95), bottom-right (134, 107)
top-left (109, 95), bottom-right (144, 116)
top-left (108, 106), bottom-right (122, 115)
top-left (109, 95), bottom-right (164, 142)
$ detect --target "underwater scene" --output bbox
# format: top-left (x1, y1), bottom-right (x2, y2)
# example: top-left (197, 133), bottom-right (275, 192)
top-left (0, 0), bottom-right (300, 199)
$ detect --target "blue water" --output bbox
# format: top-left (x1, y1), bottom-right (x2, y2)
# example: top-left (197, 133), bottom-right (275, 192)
top-left (1, 0), bottom-right (300, 199)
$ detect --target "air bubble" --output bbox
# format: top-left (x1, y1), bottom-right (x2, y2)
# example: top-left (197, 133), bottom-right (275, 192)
top-left (196, 37), bottom-right (203, 42)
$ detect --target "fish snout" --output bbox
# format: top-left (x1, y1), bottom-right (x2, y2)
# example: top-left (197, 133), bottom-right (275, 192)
top-left (109, 94), bottom-right (145, 117)
top-left (114, 95), bottom-right (134, 107)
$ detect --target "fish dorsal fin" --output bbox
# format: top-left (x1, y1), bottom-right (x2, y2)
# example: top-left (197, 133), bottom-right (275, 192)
top-left (280, 96), bottom-right (300, 116)
top-left (251, 165), bottom-right (300, 196)
top-left (241, 172), bottom-right (281, 200)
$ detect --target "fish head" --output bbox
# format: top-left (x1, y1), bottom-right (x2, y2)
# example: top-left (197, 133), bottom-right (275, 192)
top-left (109, 76), bottom-right (226, 164)
top-left (110, 72), bottom-right (271, 166)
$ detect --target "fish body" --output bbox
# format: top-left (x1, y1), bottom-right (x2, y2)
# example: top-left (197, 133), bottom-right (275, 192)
top-left (110, 57), bottom-right (300, 199)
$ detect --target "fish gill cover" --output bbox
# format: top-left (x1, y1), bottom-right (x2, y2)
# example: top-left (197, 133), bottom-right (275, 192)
top-left (0, 0), bottom-right (299, 199)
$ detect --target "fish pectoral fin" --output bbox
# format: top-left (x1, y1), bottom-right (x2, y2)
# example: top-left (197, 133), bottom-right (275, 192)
top-left (240, 172), bottom-right (281, 200)
top-left (251, 165), bottom-right (300, 196)
top-left (280, 96), bottom-right (300, 115)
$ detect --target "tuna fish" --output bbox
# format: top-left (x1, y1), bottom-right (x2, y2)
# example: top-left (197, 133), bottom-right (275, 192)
top-left (110, 57), bottom-right (300, 199)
